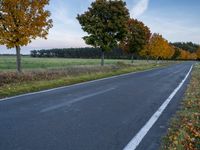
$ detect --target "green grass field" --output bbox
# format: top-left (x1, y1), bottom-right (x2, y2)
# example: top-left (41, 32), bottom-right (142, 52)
top-left (0, 56), bottom-right (133, 71)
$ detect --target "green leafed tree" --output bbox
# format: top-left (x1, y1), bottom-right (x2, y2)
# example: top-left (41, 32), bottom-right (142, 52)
top-left (77, 0), bottom-right (129, 66)
top-left (171, 46), bottom-right (181, 60)
top-left (120, 19), bottom-right (151, 63)
top-left (0, 0), bottom-right (53, 73)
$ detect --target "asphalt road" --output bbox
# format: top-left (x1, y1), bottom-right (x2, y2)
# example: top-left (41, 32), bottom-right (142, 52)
top-left (0, 62), bottom-right (193, 150)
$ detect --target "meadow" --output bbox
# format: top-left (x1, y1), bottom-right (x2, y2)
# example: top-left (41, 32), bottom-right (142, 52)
top-left (0, 56), bottom-right (132, 71)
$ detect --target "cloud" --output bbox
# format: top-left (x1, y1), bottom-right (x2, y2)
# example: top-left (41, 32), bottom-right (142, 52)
top-left (50, 1), bottom-right (77, 27)
top-left (130, 0), bottom-right (150, 18)
top-left (139, 15), bottom-right (200, 44)
top-left (40, 1), bottom-right (87, 49)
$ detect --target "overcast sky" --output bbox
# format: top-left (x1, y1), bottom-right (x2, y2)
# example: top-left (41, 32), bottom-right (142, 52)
top-left (1, 0), bottom-right (200, 54)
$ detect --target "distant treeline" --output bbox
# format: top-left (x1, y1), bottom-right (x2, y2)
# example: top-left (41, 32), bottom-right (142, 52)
top-left (170, 42), bottom-right (199, 53)
top-left (30, 47), bottom-right (137, 59)
top-left (30, 42), bottom-right (200, 60)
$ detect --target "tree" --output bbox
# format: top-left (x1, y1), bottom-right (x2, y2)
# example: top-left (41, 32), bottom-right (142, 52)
top-left (170, 42), bottom-right (199, 53)
top-left (0, 0), bottom-right (52, 73)
top-left (120, 19), bottom-right (151, 63)
top-left (77, 0), bottom-right (129, 66)
top-left (179, 49), bottom-right (190, 60)
top-left (140, 33), bottom-right (174, 60)
top-left (139, 44), bottom-right (151, 60)
top-left (171, 46), bottom-right (181, 60)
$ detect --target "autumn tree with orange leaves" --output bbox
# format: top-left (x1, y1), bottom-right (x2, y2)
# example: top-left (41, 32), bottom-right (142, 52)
top-left (0, 0), bottom-right (53, 73)
top-left (196, 47), bottom-right (200, 60)
top-left (178, 49), bottom-right (197, 60)
top-left (188, 52), bottom-right (197, 60)
top-left (120, 19), bottom-right (151, 63)
top-left (140, 33), bottom-right (174, 60)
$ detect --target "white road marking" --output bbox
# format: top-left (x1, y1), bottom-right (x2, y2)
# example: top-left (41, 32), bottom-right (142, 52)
top-left (0, 67), bottom-right (161, 102)
top-left (123, 65), bottom-right (193, 150)
top-left (40, 87), bottom-right (116, 113)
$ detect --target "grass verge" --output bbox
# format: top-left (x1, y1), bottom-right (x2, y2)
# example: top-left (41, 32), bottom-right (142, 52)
top-left (162, 63), bottom-right (200, 150)
top-left (0, 62), bottom-right (172, 99)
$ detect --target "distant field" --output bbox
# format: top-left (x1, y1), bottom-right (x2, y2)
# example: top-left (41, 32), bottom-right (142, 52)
top-left (0, 56), bottom-right (162, 71)
top-left (0, 56), bottom-right (134, 71)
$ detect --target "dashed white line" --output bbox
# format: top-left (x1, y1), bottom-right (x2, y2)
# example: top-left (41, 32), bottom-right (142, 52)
top-left (123, 65), bottom-right (193, 150)
top-left (40, 87), bottom-right (116, 113)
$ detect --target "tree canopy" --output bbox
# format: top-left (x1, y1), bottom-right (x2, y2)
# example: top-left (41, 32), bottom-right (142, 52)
top-left (170, 42), bottom-right (199, 53)
top-left (120, 18), bottom-right (151, 62)
top-left (140, 33), bottom-right (174, 60)
top-left (77, 0), bottom-right (129, 65)
top-left (0, 0), bottom-right (52, 48)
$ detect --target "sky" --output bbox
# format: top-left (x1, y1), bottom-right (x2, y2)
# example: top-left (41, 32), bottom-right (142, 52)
top-left (1, 0), bottom-right (200, 54)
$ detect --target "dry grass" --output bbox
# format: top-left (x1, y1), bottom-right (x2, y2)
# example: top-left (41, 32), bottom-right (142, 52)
top-left (0, 65), bottom-right (117, 86)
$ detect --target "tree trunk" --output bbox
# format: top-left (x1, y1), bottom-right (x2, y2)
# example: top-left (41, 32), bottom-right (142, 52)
top-left (16, 46), bottom-right (22, 73)
top-left (131, 54), bottom-right (134, 64)
top-left (101, 51), bottom-right (105, 66)
top-left (156, 57), bottom-right (159, 64)
top-left (147, 56), bottom-right (149, 62)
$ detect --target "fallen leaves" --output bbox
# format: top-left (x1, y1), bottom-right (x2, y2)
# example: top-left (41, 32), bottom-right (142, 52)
top-left (162, 64), bottom-right (200, 150)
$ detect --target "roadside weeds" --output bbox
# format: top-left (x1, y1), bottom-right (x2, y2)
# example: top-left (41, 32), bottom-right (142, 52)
top-left (161, 62), bottom-right (200, 150)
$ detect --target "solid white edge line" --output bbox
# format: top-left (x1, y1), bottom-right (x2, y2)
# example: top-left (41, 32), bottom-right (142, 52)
top-left (123, 65), bottom-right (193, 150)
top-left (0, 66), bottom-right (165, 102)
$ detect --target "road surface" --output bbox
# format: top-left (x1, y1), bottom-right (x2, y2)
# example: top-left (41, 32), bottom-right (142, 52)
top-left (0, 62), bottom-right (193, 150)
